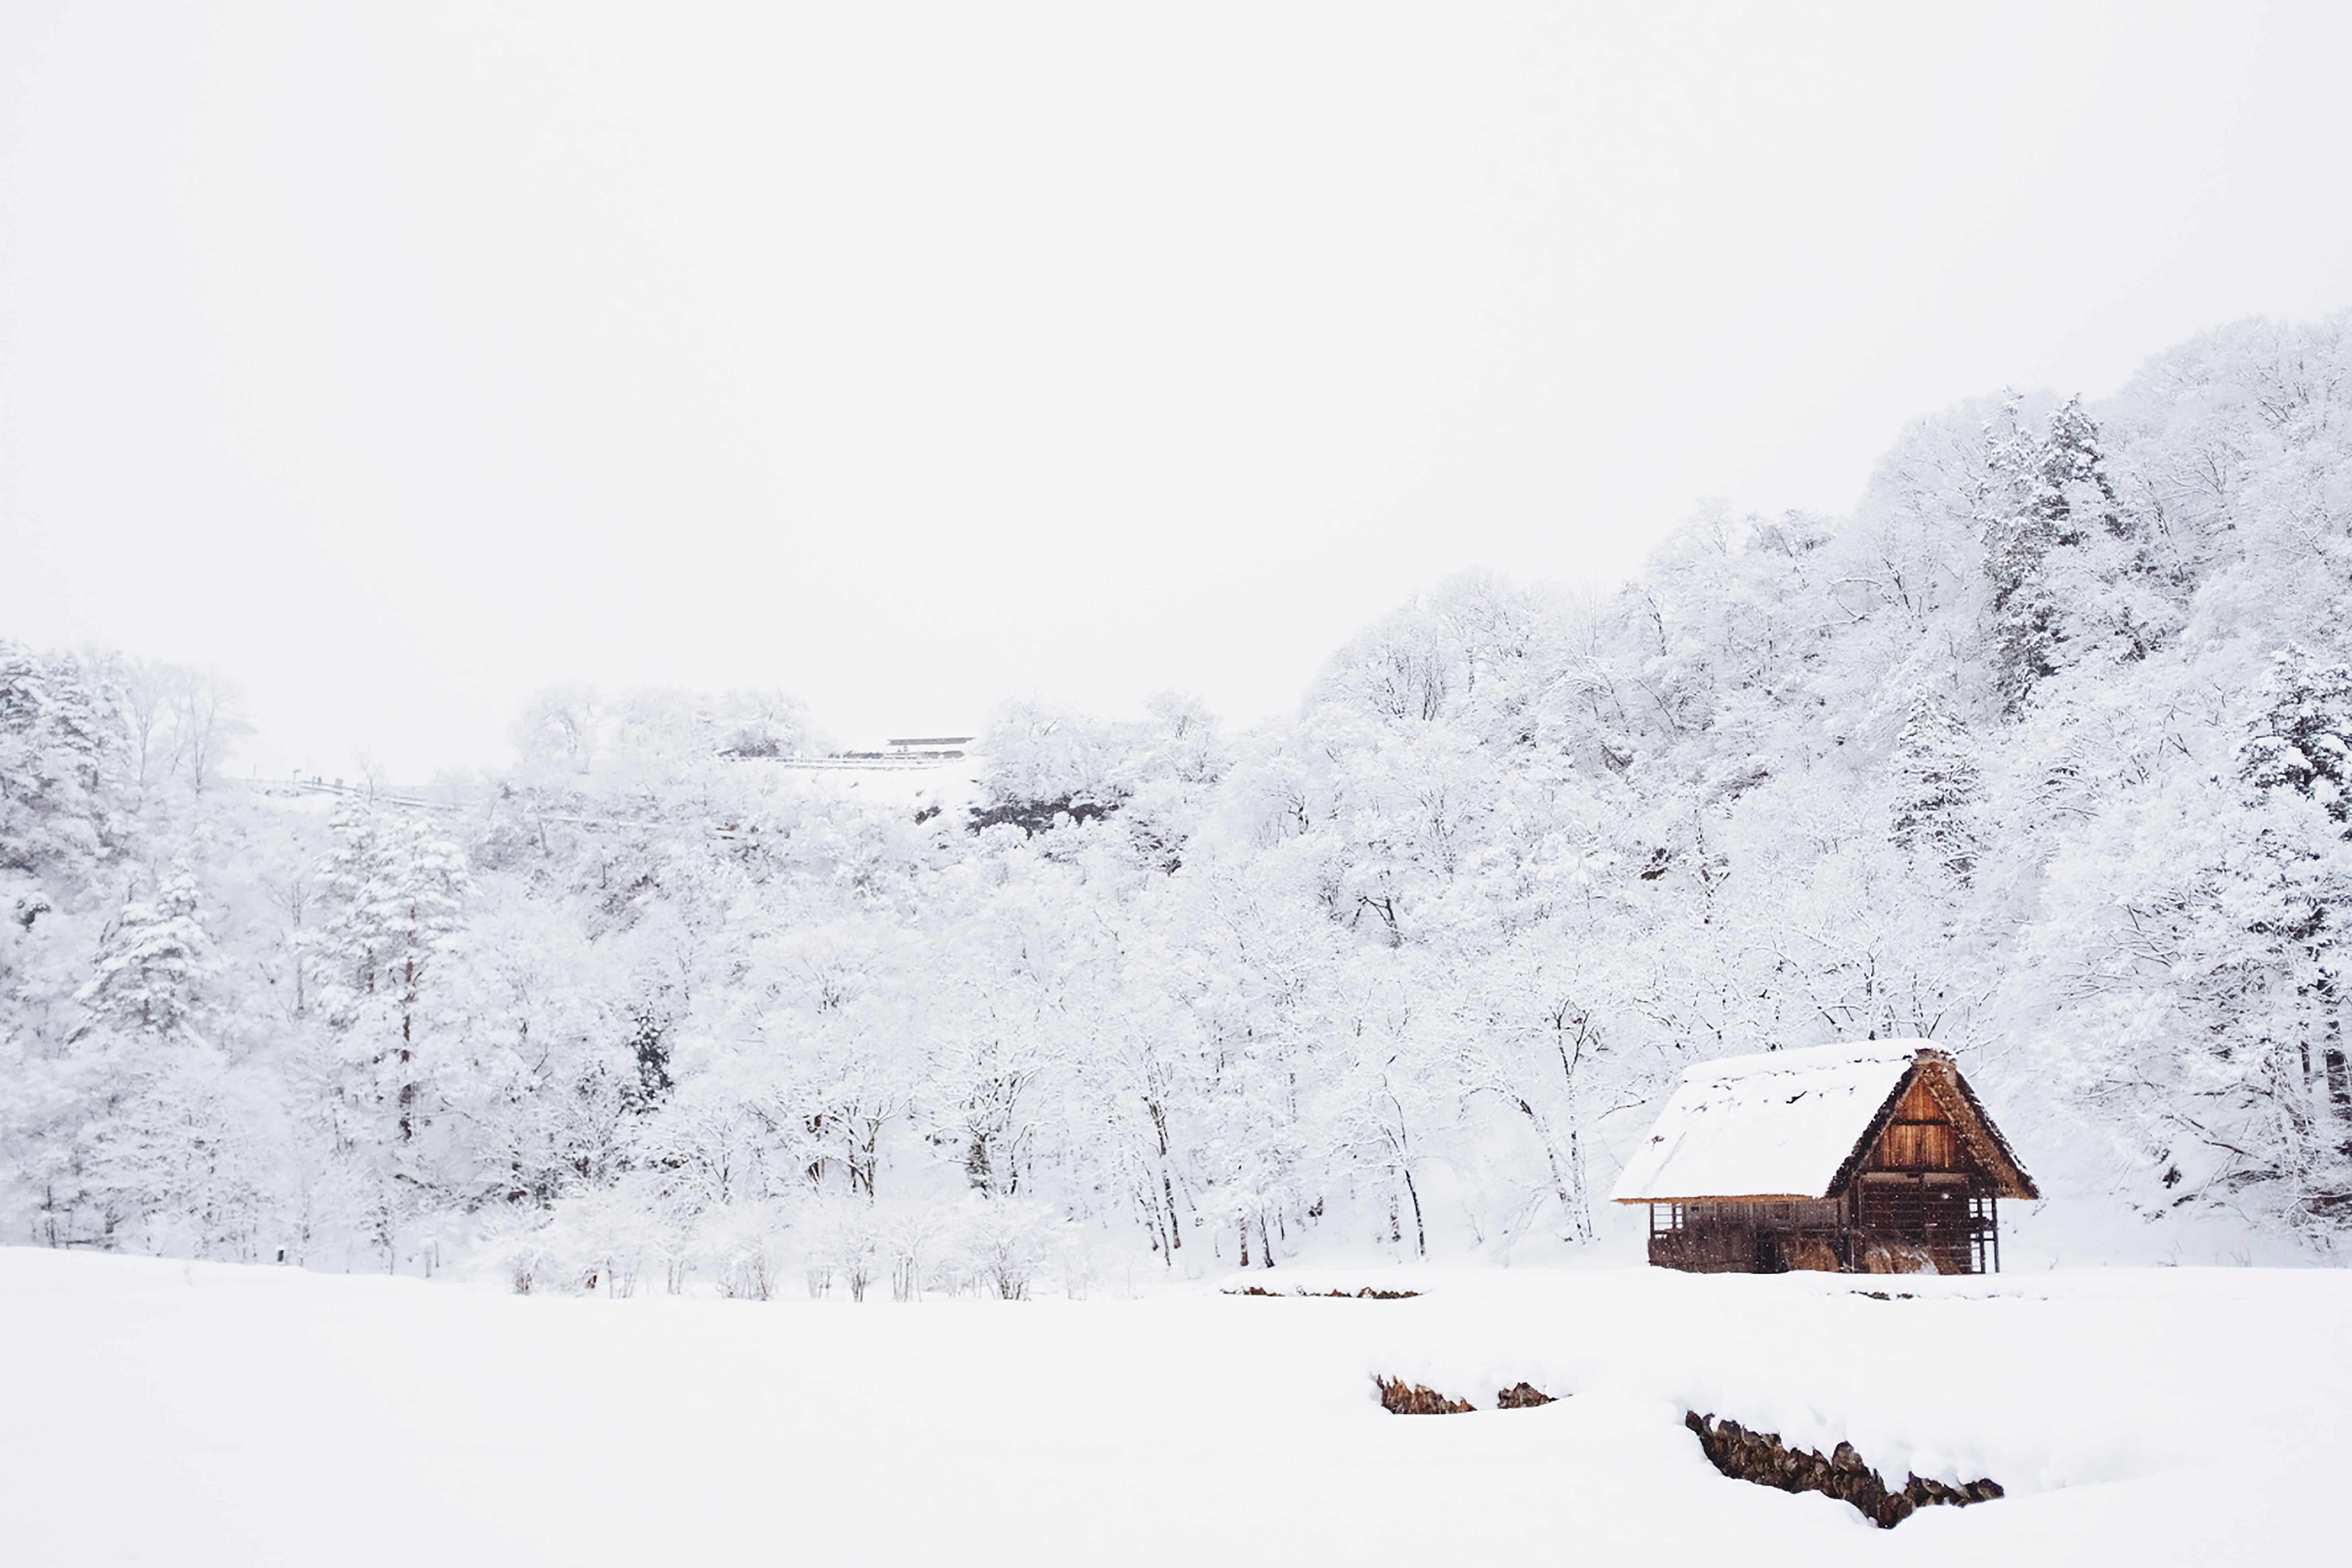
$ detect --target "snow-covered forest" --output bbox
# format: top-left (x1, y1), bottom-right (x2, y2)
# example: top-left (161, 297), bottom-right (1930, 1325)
top-left (7, 313), bottom-right (2351, 1288)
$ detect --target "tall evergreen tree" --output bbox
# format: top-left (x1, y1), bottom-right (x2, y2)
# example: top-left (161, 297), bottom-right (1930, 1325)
top-left (0, 643), bottom-right (122, 891)
top-left (75, 873), bottom-right (212, 1042)
top-left (1889, 695), bottom-right (1981, 882)
top-left (1980, 395), bottom-right (2126, 709)
top-left (2240, 647), bottom-right (2352, 826)
top-left (299, 804), bottom-right (474, 1266)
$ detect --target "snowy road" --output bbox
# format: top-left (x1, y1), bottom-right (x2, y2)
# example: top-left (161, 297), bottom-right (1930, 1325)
top-left (2, 1249), bottom-right (2337, 1565)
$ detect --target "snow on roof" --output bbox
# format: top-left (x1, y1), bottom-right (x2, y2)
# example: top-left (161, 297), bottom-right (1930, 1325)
top-left (1610, 1040), bottom-right (1930, 1203)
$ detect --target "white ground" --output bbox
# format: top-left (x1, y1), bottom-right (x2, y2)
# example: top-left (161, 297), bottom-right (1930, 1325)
top-left (3, 1247), bottom-right (2339, 1566)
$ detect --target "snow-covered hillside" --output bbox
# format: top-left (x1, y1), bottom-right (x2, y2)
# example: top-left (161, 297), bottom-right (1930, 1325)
top-left (1, 1248), bottom-right (2338, 1566)
top-left (6, 313), bottom-right (2352, 1282)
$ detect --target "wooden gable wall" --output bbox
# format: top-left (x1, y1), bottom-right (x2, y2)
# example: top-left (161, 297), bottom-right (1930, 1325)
top-left (1865, 1075), bottom-right (1967, 1174)
top-left (1835, 1055), bottom-right (2038, 1201)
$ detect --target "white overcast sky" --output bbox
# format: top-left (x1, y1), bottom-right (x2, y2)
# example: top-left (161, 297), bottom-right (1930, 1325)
top-left (3, 3), bottom-right (2349, 779)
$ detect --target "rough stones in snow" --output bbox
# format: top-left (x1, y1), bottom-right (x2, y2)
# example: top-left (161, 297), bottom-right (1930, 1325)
top-left (1378, 1377), bottom-right (1476, 1415)
top-left (1684, 1411), bottom-right (2003, 1528)
top-left (1376, 1378), bottom-right (1559, 1414)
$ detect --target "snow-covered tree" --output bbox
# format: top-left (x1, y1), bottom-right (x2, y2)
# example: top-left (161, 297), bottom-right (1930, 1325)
top-left (1889, 694), bottom-right (1981, 880)
top-left (2240, 647), bottom-right (2352, 825)
top-left (75, 873), bottom-right (211, 1042)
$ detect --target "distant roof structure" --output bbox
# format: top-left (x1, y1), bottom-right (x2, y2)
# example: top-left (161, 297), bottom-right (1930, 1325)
top-left (885, 736), bottom-right (975, 748)
top-left (1610, 1040), bottom-right (2035, 1205)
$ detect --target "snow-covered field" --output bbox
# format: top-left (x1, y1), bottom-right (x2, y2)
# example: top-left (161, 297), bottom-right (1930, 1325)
top-left (4, 1248), bottom-right (2339, 1566)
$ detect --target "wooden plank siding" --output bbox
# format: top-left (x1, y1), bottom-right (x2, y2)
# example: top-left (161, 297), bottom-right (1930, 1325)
top-left (1872, 1121), bottom-right (1962, 1169)
top-left (1867, 1082), bottom-right (1967, 1171)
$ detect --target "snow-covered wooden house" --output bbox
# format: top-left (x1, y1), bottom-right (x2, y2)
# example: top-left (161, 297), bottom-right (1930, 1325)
top-left (1610, 1041), bottom-right (2037, 1275)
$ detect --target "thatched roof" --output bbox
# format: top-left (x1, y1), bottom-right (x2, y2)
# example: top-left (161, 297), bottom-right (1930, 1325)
top-left (1609, 1040), bottom-right (2037, 1204)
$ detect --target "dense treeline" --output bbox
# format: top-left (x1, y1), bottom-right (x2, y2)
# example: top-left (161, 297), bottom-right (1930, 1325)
top-left (5, 314), bottom-right (2350, 1290)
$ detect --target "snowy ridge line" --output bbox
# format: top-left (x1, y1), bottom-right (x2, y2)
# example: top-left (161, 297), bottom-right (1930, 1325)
top-left (239, 778), bottom-right (478, 812)
top-left (764, 758), bottom-right (957, 770)
top-left (238, 771), bottom-right (964, 836)
top-left (244, 781), bottom-right (754, 837)
top-left (244, 754), bottom-right (950, 804)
